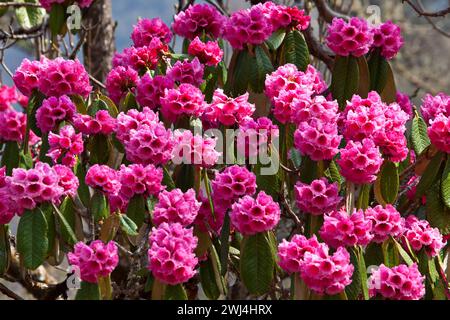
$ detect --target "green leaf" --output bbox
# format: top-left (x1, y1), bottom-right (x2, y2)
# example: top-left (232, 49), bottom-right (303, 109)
top-left (240, 232), bottom-right (275, 295)
top-left (120, 92), bottom-right (138, 111)
top-left (17, 209), bottom-right (49, 270)
top-left (26, 90), bottom-right (45, 138)
top-left (331, 55), bottom-right (360, 110)
top-left (125, 195), bottom-right (146, 229)
top-left (75, 160), bottom-right (90, 207)
top-left (356, 56), bottom-right (370, 98)
top-left (71, 95), bottom-right (87, 114)
top-left (75, 281), bottom-right (101, 300)
top-left (250, 45), bottom-right (274, 94)
top-left (38, 133), bottom-right (52, 164)
top-left (98, 94), bottom-right (119, 118)
top-left (49, 3), bottom-right (66, 36)
top-left (357, 247), bottom-right (369, 300)
top-left (53, 202), bottom-right (77, 246)
top-left (15, 0), bottom-right (45, 29)
top-left (91, 191), bottom-right (109, 222)
top-left (162, 166), bottom-right (176, 191)
top-left (289, 149), bottom-right (302, 169)
top-left (88, 134), bottom-right (110, 165)
top-left (219, 213), bottom-right (231, 277)
top-left (266, 29), bottom-right (286, 51)
top-left (411, 113), bottom-right (431, 156)
top-left (254, 161), bottom-right (281, 200)
top-left (392, 238), bottom-right (414, 266)
top-left (0, 225), bottom-right (10, 275)
top-left (231, 50), bottom-right (251, 96)
top-left (380, 61), bottom-right (397, 104)
top-left (356, 184), bottom-right (371, 210)
top-left (427, 184), bottom-right (450, 235)
top-left (376, 161), bottom-right (399, 205)
top-left (416, 151), bottom-right (444, 199)
top-left (165, 284), bottom-right (188, 300)
top-left (119, 214), bottom-right (139, 236)
top-left (368, 49), bottom-right (389, 93)
top-left (1, 141), bottom-right (20, 175)
top-left (327, 160), bottom-right (342, 188)
top-left (200, 251), bottom-right (221, 300)
top-left (441, 156), bottom-right (450, 209)
top-left (282, 30), bottom-right (309, 71)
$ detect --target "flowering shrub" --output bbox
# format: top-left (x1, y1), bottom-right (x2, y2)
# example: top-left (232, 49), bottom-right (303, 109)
top-left (0, 0), bottom-right (448, 302)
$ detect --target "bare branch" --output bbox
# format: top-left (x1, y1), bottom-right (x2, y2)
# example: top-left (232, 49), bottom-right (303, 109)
top-left (402, 0), bottom-right (450, 17)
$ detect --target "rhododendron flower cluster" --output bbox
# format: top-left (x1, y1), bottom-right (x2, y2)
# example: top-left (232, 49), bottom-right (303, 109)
top-left (294, 178), bottom-right (342, 215)
top-left (372, 21), bottom-right (404, 60)
top-left (428, 114), bottom-right (450, 154)
top-left (85, 164), bottom-right (121, 196)
top-left (188, 37), bottom-right (223, 67)
top-left (320, 209), bottom-right (373, 248)
top-left (396, 92), bottom-right (413, 119)
top-left (0, 167), bottom-right (16, 224)
top-left (337, 139), bottom-right (383, 184)
top-left (131, 18), bottom-right (173, 47)
top-left (402, 215), bottom-right (446, 257)
top-left (147, 223), bottom-right (198, 285)
top-left (326, 17), bottom-right (374, 57)
top-left (368, 264), bottom-right (425, 300)
top-left (261, 2), bottom-right (310, 31)
top-left (36, 95), bottom-right (76, 133)
top-left (115, 107), bottom-right (160, 143)
top-left (230, 191), bottom-right (280, 236)
top-left (202, 89), bottom-right (255, 128)
top-left (365, 205), bottom-right (403, 243)
top-left (73, 110), bottom-right (116, 136)
top-left (152, 188), bottom-right (200, 227)
top-left (106, 66), bottom-right (139, 104)
top-left (136, 74), bottom-right (174, 110)
top-left (172, 130), bottom-right (220, 168)
top-left (160, 83), bottom-right (206, 122)
top-left (0, 109), bottom-right (27, 142)
top-left (278, 235), bottom-right (323, 274)
top-left (166, 58), bottom-right (204, 87)
top-left (39, 0), bottom-right (94, 11)
top-left (113, 39), bottom-right (168, 72)
top-left (237, 117), bottom-right (279, 158)
top-left (13, 58), bottom-right (45, 97)
top-left (68, 241), bottom-right (119, 284)
top-left (420, 93), bottom-right (450, 125)
top-left (172, 3), bottom-right (225, 40)
top-left (53, 165), bottom-right (79, 198)
top-left (0, 85), bottom-right (20, 111)
top-left (47, 125), bottom-right (83, 168)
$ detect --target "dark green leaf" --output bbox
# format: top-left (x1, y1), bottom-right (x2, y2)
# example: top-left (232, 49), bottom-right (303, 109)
top-left (58, 197), bottom-right (78, 245)
top-left (266, 29), bottom-right (286, 51)
top-left (49, 3), bottom-right (66, 36)
top-left (0, 225), bottom-right (10, 275)
top-left (119, 214), bottom-right (139, 236)
top-left (232, 50), bottom-right (252, 96)
top-left (71, 95), bottom-right (87, 114)
top-left (441, 156), bottom-right (450, 209)
top-left (416, 151), bottom-right (444, 199)
top-left (88, 134), bottom-right (110, 165)
top-left (200, 251), bottom-right (221, 300)
top-left (15, 0), bottom-right (45, 29)
top-left (1, 141), bottom-right (20, 175)
top-left (331, 55), bottom-right (360, 110)
top-left (427, 184), bottom-right (450, 235)
top-left (162, 166), bottom-right (176, 191)
top-left (91, 191), bottom-right (109, 221)
top-left (283, 30), bottom-right (309, 71)
top-left (98, 94), bottom-right (119, 117)
top-left (411, 113), bottom-right (431, 156)
top-left (368, 49), bottom-right (389, 93)
top-left (75, 281), bottom-right (101, 300)
top-left (219, 213), bottom-right (230, 277)
top-left (165, 284), bottom-right (188, 300)
top-left (356, 184), bottom-right (371, 210)
top-left (250, 45), bottom-right (274, 94)
top-left (377, 161), bottom-right (399, 204)
top-left (75, 160), bottom-right (90, 207)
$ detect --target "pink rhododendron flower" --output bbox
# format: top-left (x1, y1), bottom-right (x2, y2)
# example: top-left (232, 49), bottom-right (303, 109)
top-left (0, 109), bottom-right (27, 142)
top-left (47, 125), bottom-right (84, 168)
top-left (230, 191), bottom-right (280, 236)
top-left (194, 192), bottom-right (226, 234)
top-left (153, 188), bottom-right (200, 227)
top-left (39, 0), bottom-right (93, 11)
top-left (172, 130), bottom-right (220, 168)
top-left (237, 117), bottom-right (279, 158)
top-left (68, 241), bottom-right (119, 283)
top-left (85, 164), bottom-right (121, 196)
top-left (106, 66), bottom-right (139, 104)
top-left (223, 5), bottom-right (273, 50)
top-left (372, 21), bottom-right (404, 60)
top-left (278, 235), bottom-right (324, 274)
top-left (115, 107), bottom-right (160, 144)
top-left (0, 85), bottom-right (19, 111)
top-left (38, 58), bottom-right (92, 98)
top-left (402, 215), bottom-right (446, 257)
top-left (36, 95), bottom-right (76, 133)
top-left (428, 114), bottom-right (450, 153)
top-left (113, 39), bottom-right (168, 72)
top-left (421, 92), bottom-right (450, 124)
top-left (326, 17), bottom-right (374, 57)
top-left (292, 95), bottom-right (339, 125)
top-left (202, 89), bottom-right (255, 128)
top-left (166, 58), bottom-right (204, 86)
top-left (136, 74), bottom-right (174, 110)
top-left (53, 165), bottom-right (79, 198)
top-left (300, 246), bottom-right (354, 295)
top-left (188, 37), bottom-right (223, 66)
top-left (260, 2), bottom-right (310, 31)
top-left (320, 208), bottom-right (373, 248)
top-left (147, 223), bottom-right (198, 285)
top-left (396, 92), bottom-right (413, 119)
top-left (337, 139), bottom-right (383, 184)
top-left (294, 178), bottom-right (342, 215)
top-left (73, 110), bottom-right (116, 136)
top-left (131, 18), bottom-right (172, 47)
top-left (160, 83), bottom-right (206, 123)
top-left (365, 205), bottom-right (403, 243)
top-left (172, 3), bottom-right (225, 40)
top-left (13, 58), bottom-right (47, 97)
top-left (368, 264), bottom-right (425, 300)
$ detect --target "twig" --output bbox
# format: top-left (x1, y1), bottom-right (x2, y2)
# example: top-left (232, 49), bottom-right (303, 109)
top-left (402, 0), bottom-right (450, 17)
top-left (312, 0), bottom-right (349, 23)
top-left (0, 282), bottom-right (24, 300)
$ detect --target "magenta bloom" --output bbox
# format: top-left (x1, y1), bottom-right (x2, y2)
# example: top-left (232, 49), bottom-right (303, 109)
top-left (118, 164), bottom-right (163, 199)
top-left (372, 21), bottom-right (404, 60)
top-left (136, 74), bottom-right (174, 110)
top-left (265, 64), bottom-right (312, 101)
top-left (202, 89), bottom-right (255, 128)
top-left (188, 37), bottom-right (223, 67)
top-left (0, 109), bottom-right (27, 142)
top-left (0, 85), bottom-right (19, 111)
top-left (172, 130), bottom-right (220, 168)
top-left (396, 92), bottom-right (413, 119)
top-left (38, 58), bottom-right (92, 98)
top-left (428, 114), bottom-right (450, 154)
top-left (237, 117), bottom-right (279, 158)
top-left (53, 165), bottom-right (79, 198)
top-left (320, 208), bottom-right (373, 248)
top-left (167, 58), bottom-right (204, 87)
top-left (272, 89), bottom-right (312, 124)
top-left (113, 40), bottom-right (167, 72)
top-left (47, 125), bottom-right (83, 168)
top-left (153, 189), bottom-right (201, 227)
top-left (0, 187), bottom-right (16, 225)
top-left (294, 178), bottom-right (342, 216)
top-left (194, 192), bottom-right (226, 234)
top-left (368, 264), bottom-right (425, 300)
top-left (172, 3), bottom-right (225, 40)
top-left (261, 2), bottom-right (310, 31)
top-left (278, 235), bottom-right (324, 274)
top-left (36, 95), bottom-right (76, 133)
top-left (125, 120), bottom-right (174, 166)
top-left (13, 58), bottom-right (47, 97)
top-left (292, 96), bottom-right (339, 125)
top-left (365, 205), bottom-right (403, 243)
top-left (38, 0), bottom-right (64, 11)
top-left (224, 5), bottom-right (273, 50)
top-left (68, 241), bottom-right (119, 284)
top-left (115, 107), bottom-right (160, 144)
top-left (300, 246), bottom-right (354, 295)
top-left (421, 93), bottom-right (450, 124)
top-left (230, 191), bottom-right (280, 236)
top-left (337, 139), bottom-right (383, 184)
top-left (147, 223), bottom-right (198, 285)
top-left (106, 66), bottom-right (139, 104)
top-left (402, 215), bottom-right (446, 257)
top-left (326, 17), bottom-right (373, 57)
top-left (7, 162), bottom-right (64, 213)
top-left (131, 18), bottom-right (172, 47)
top-left (85, 164), bottom-right (121, 196)
top-left (73, 110), bottom-right (116, 136)
top-left (160, 83), bottom-right (206, 123)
